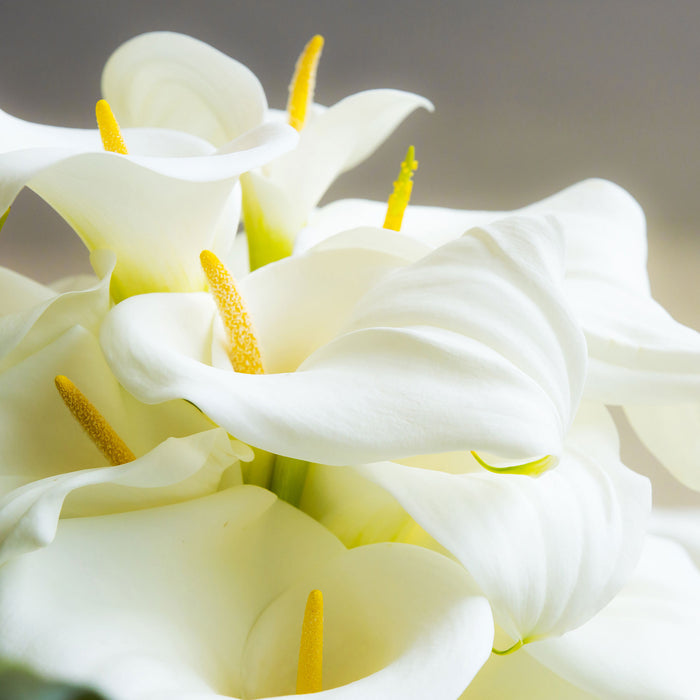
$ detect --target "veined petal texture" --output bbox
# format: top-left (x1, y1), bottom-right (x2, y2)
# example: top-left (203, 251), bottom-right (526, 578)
top-left (102, 216), bottom-right (586, 464)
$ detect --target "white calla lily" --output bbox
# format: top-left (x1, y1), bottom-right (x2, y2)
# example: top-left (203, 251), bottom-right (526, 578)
top-left (354, 403), bottom-right (650, 644)
top-left (101, 216), bottom-right (586, 465)
top-left (0, 262), bottom-right (251, 560)
top-left (102, 31), bottom-right (267, 147)
top-left (0, 317), bottom-right (217, 490)
top-left (0, 103), bottom-right (297, 299)
top-left (0, 485), bottom-right (494, 700)
top-left (101, 31), bottom-right (433, 269)
top-left (0, 428), bottom-right (239, 564)
top-left (462, 533), bottom-right (700, 699)
top-left (0, 250), bottom-right (113, 371)
top-left (521, 534), bottom-right (700, 699)
top-left (301, 179), bottom-right (700, 490)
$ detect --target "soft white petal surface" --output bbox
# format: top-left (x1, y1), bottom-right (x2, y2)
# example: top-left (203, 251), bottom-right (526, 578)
top-left (356, 404), bottom-right (650, 641)
top-left (102, 31), bottom-right (267, 147)
top-left (625, 403), bottom-right (700, 490)
top-left (264, 89), bottom-right (433, 216)
top-left (0, 325), bottom-right (217, 490)
top-left (0, 485), bottom-right (492, 700)
top-left (0, 428), bottom-right (238, 564)
top-left (650, 507), bottom-right (700, 568)
top-left (461, 642), bottom-right (595, 699)
top-left (526, 535), bottom-right (700, 699)
top-left (303, 180), bottom-right (700, 487)
top-left (0, 250), bottom-right (113, 370)
top-left (0, 110), bottom-right (297, 297)
top-left (102, 217), bottom-right (585, 464)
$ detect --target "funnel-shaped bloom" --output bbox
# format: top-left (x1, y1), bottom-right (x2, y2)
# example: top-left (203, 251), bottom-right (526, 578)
top-left (351, 403), bottom-right (650, 644)
top-left (102, 31), bottom-right (433, 268)
top-left (0, 259), bottom-right (251, 563)
top-left (299, 179), bottom-right (700, 490)
top-left (102, 215), bottom-right (586, 466)
top-left (0, 102), bottom-right (297, 299)
top-left (0, 484), bottom-right (493, 700)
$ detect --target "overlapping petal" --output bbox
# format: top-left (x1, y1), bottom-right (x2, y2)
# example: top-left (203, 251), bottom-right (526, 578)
top-left (102, 31), bottom-right (432, 269)
top-left (243, 89), bottom-right (432, 267)
top-left (102, 31), bottom-right (267, 147)
top-left (102, 216), bottom-right (586, 465)
top-left (356, 403), bottom-right (650, 642)
top-left (253, 90), bottom-right (434, 223)
top-left (0, 485), bottom-right (493, 699)
top-left (302, 179), bottom-right (700, 489)
top-left (0, 109), bottom-right (297, 298)
top-left (0, 325), bottom-right (216, 491)
top-left (0, 250), bottom-right (113, 371)
top-left (0, 428), bottom-right (240, 564)
top-left (524, 535), bottom-right (700, 699)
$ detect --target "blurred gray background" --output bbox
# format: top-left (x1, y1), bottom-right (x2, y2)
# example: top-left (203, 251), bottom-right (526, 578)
top-left (0, 0), bottom-right (698, 504)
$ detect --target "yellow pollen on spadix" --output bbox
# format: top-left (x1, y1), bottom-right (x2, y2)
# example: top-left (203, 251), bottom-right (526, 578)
top-left (200, 250), bottom-right (264, 375)
top-left (383, 145), bottom-right (418, 231)
top-left (54, 375), bottom-right (135, 466)
top-left (95, 99), bottom-right (128, 154)
top-left (296, 589), bottom-right (324, 694)
top-left (287, 34), bottom-right (325, 132)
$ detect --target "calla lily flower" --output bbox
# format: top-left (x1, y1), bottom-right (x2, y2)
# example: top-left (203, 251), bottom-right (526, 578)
top-left (351, 403), bottom-right (651, 645)
top-left (101, 215), bottom-right (586, 466)
top-left (0, 258), bottom-right (252, 563)
top-left (299, 178), bottom-right (700, 490)
top-left (101, 31), bottom-right (433, 269)
top-left (0, 249), bottom-right (113, 372)
top-left (0, 484), bottom-right (494, 700)
top-left (461, 532), bottom-right (700, 699)
top-left (0, 98), bottom-right (297, 299)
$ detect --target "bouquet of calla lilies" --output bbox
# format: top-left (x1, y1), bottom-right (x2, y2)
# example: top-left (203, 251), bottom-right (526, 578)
top-left (1, 30), bottom-right (699, 700)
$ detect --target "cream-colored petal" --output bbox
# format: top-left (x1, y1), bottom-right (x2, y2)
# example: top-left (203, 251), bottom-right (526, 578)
top-left (527, 535), bottom-right (700, 699)
top-left (0, 486), bottom-right (491, 700)
top-left (0, 111), bottom-right (296, 298)
top-left (0, 250), bottom-right (113, 371)
top-left (0, 326), bottom-right (217, 488)
top-left (102, 31), bottom-right (267, 147)
top-left (356, 404), bottom-right (650, 641)
top-left (103, 217), bottom-right (585, 464)
top-left (264, 90), bottom-right (433, 215)
top-left (0, 429), bottom-right (239, 564)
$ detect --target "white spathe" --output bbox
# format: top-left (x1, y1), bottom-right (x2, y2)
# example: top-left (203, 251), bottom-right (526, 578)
top-left (355, 403), bottom-right (650, 643)
top-left (298, 179), bottom-right (700, 490)
top-left (0, 485), bottom-right (494, 700)
top-left (0, 250), bottom-right (113, 371)
top-left (461, 531), bottom-right (700, 699)
top-left (101, 216), bottom-right (586, 465)
top-left (523, 535), bottom-right (700, 699)
top-left (0, 105), bottom-right (297, 299)
top-left (0, 261), bottom-right (250, 560)
top-left (100, 31), bottom-right (433, 267)
top-left (0, 428), bottom-right (240, 564)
